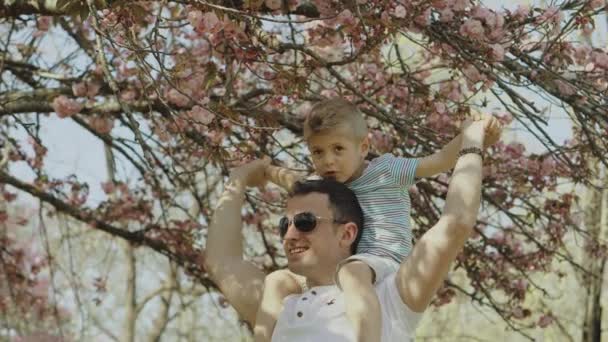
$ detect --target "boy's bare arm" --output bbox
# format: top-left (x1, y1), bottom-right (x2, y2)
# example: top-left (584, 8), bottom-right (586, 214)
top-left (265, 164), bottom-right (305, 192)
top-left (415, 133), bottom-right (463, 178)
top-left (415, 115), bottom-right (501, 178)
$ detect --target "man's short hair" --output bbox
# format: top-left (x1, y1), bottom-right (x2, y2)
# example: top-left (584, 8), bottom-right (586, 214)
top-left (303, 98), bottom-right (368, 141)
top-left (290, 179), bottom-right (364, 254)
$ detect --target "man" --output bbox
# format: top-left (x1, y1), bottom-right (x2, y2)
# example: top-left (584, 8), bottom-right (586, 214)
top-left (204, 119), bottom-right (488, 341)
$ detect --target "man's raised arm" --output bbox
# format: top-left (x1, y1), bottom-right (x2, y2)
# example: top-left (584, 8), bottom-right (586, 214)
top-left (204, 159), bottom-right (270, 325)
top-left (396, 120), bottom-right (487, 312)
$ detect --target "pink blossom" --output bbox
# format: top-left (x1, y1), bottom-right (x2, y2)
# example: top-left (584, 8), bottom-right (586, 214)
top-left (187, 10), bottom-right (204, 31)
top-left (14, 332), bottom-right (64, 342)
top-left (206, 130), bottom-right (224, 145)
top-left (380, 10), bottom-right (391, 23)
top-left (294, 102), bottom-right (312, 119)
top-left (393, 5), bottom-right (407, 18)
top-left (538, 6), bottom-right (562, 25)
top-left (591, 51), bottom-right (608, 69)
top-left (513, 5), bottom-right (530, 22)
top-left (414, 8), bottom-right (432, 26)
top-left (314, 45), bottom-right (345, 63)
top-left (120, 89), bottom-right (137, 101)
top-left (37, 16), bottom-right (52, 31)
top-left (90, 116), bottom-right (114, 134)
top-left (540, 157), bottom-right (556, 177)
top-left (392, 86), bottom-right (409, 99)
top-left (493, 13), bottom-right (505, 28)
top-left (265, 0), bottom-right (282, 10)
top-left (337, 9), bottom-right (357, 26)
top-left (439, 8), bottom-right (454, 22)
top-left (451, 0), bottom-right (468, 11)
top-left (222, 17), bottom-right (247, 40)
top-left (190, 105), bottom-right (215, 125)
top-left (582, 24), bottom-right (594, 37)
top-left (574, 44), bottom-right (591, 64)
top-left (166, 88), bottom-right (190, 107)
top-left (320, 89), bottom-right (338, 98)
top-left (462, 64), bottom-right (483, 82)
top-left (434, 102), bottom-right (447, 114)
top-left (153, 124), bottom-right (171, 142)
top-left (490, 44), bottom-right (505, 61)
top-left (188, 10), bottom-right (222, 34)
top-left (204, 11), bottom-right (222, 33)
top-left (72, 82), bottom-right (88, 97)
top-left (538, 314), bottom-right (554, 328)
top-left (369, 130), bottom-right (393, 153)
top-left (589, 0), bottom-right (605, 9)
top-left (288, 0), bottom-right (303, 11)
top-left (311, 0), bottom-right (335, 16)
top-left (87, 81), bottom-right (101, 97)
top-left (413, 69), bottom-right (431, 81)
top-left (51, 95), bottom-right (83, 118)
top-left (261, 188), bottom-right (281, 202)
top-left (101, 181), bottom-right (115, 194)
top-left (439, 80), bottom-right (462, 102)
top-left (192, 41), bottom-right (211, 62)
top-left (505, 143), bottom-right (525, 158)
top-left (555, 80), bottom-right (576, 96)
top-left (432, 0), bottom-right (447, 9)
top-left (472, 6), bottom-right (492, 23)
top-left (459, 19), bottom-right (484, 40)
top-left (72, 81), bottom-right (101, 98)
top-left (100, 9), bottom-right (118, 27)
top-left (184, 73), bottom-right (205, 90)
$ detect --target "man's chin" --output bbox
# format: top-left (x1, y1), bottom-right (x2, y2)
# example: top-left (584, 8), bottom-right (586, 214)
top-left (286, 263), bottom-right (305, 277)
top-left (287, 257), bottom-right (312, 276)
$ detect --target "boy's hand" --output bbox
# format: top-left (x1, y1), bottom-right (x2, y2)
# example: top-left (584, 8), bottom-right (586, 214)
top-left (465, 113), bottom-right (502, 148)
top-left (229, 158), bottom-right (270, 188)
top-left (482, 116), bottom-right (502, 148)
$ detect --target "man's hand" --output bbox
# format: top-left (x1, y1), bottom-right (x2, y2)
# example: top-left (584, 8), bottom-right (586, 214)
top-left (205, 157), bottom-right (269, 326)
top-left (229, 158), bottom-right (271, 188)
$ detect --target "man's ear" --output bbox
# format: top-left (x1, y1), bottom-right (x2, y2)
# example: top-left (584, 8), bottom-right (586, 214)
top-left (339, 222), bottom-right (358, 249)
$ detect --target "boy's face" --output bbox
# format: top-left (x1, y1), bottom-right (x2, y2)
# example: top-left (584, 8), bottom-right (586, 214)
top-left (307, 125), bottom-right (369, 183)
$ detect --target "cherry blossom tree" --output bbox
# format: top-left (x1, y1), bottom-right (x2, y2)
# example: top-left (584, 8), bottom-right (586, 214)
top-left (1, 0), bottom-right (607, 339)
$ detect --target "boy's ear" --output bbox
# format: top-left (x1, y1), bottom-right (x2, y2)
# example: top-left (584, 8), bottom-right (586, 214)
top-left (360, 136), bottom-right (370, 157)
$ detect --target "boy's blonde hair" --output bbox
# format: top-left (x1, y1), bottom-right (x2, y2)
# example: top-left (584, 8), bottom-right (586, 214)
top-left (303, 98), bottom-right (368, 141)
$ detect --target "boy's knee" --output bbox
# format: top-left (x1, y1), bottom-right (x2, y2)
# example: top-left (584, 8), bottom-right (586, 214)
top-left (338, 260), bottom-right (375, 285)
top-left (265, 269), bottom-right (303, 294)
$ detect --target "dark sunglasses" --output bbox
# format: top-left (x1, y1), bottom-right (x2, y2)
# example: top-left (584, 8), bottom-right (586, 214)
top-left (278, 212), bottom-right (347, 238)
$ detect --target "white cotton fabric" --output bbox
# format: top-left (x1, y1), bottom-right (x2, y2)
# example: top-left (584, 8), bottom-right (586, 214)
top-left (271, 272), bottom-right (423, 342)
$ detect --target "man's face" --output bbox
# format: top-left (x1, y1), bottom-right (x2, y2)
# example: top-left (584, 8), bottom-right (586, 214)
top-left (283, 193), bottom-right (349, 284)
top-left (307, 125), bottom-right (369, 183)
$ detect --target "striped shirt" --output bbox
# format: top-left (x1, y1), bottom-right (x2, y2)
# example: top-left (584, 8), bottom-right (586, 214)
top-left (346, 154), bottom-right (419, 263)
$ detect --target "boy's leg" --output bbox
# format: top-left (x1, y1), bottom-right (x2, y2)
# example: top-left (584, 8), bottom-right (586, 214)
top-left (254, 269), bottom-right (303, 342)
top-left (337, 261), bottom-right (381, 342)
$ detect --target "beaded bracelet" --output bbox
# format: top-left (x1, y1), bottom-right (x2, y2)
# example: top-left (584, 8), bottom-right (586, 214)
top-left (458, 147), bottom-right (483, 159)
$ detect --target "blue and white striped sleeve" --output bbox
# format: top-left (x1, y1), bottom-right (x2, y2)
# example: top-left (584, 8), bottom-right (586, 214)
top-left (384, 154), bottom-right (420, 188)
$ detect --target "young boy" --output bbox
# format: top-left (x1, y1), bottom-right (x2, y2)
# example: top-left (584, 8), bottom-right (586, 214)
top-left (255, 98), bottom-right (501, 342)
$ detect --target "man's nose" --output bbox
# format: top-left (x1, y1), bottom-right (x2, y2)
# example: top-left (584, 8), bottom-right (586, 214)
top-left (283, 221), bottom-right (303, 240)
